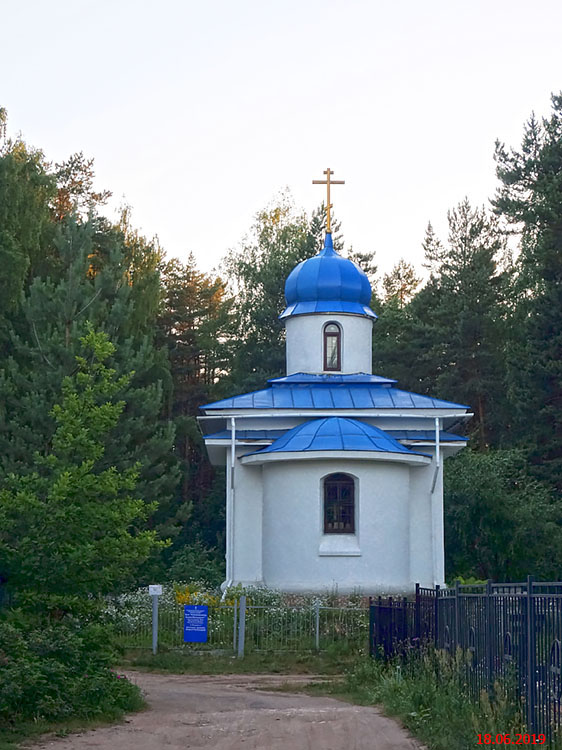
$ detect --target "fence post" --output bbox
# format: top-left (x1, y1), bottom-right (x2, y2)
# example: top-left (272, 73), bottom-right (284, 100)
top-left (315, 602), bottom-right (320, 651)
top-left (415, 583), bottom-right (421, 640)
top-left (434, 585), bottom-right (440, 647)
top-left (486, 579), bottom-right (493, 694)
top-left (237, 595), bottom-right (246, 659)
top-left (152, 594), bottom-right (159, 655)
top-left (232, 598), bottom-right (238, 653)
top-left (369, 596), bottom-right (374, 656)
top-left (454, 579), bottom-right (460, 651)
top-left (525, 576), bottom-right (536, 734)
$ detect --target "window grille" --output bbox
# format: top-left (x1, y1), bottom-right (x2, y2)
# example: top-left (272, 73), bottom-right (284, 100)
top-left (324, 472), bottom-right (355, 533)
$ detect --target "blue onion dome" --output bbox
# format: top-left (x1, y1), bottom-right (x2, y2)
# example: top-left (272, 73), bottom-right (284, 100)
top-left (280, 233), bottom-right (377, 319)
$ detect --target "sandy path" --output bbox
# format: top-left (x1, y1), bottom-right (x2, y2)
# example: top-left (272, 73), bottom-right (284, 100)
top-left (33, 671), bottom-right (422, 750)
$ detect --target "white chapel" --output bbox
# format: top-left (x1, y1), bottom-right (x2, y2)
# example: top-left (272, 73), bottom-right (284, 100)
top-left (199, 171), bottom-right (470, 594)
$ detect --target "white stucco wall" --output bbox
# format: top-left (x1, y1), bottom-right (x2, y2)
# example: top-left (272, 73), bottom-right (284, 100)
top-left (251, 458), bottom-right (434, 594)
top-left (408, 457), bottom-right (444, 587)
top-left (229, 451), bottom-right (264, 585)
top-left (229, 444), bottom-right (447, 592)
top-left (285, 314), bottom-right (373, 375)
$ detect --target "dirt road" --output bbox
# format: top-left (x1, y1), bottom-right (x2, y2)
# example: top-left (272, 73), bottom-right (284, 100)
top-left (34, 671), bottom-right (422, 750)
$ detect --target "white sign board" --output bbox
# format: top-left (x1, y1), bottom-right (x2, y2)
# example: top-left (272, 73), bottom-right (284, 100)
top-left (148, 584), bottom-right (163, 596)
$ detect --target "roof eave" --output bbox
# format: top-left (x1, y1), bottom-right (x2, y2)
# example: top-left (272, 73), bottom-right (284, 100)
top-left (240, 449), bottom-right (431, 467)
top-left (201, 408), bottom-right (473, 418)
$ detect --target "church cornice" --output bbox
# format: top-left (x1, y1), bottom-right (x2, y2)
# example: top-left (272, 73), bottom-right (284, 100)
top-left (240, 449), bottom-right (431, 467)
top-left (200, 408), bottom-right (472, 419)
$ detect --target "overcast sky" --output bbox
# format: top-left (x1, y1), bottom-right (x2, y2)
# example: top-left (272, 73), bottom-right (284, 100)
top-left (2, 0), bottom-right (561, 278)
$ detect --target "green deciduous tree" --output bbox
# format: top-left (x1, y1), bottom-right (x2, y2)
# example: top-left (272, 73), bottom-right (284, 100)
top-left (444, 448), bottom-right (562, 581)
top-left (221, 196), bottom-right (321, 393)
top-left (219, 195), bottom-right (355, 395)
top-left (0, 110), bottom-right (56, 315)
top-left (0, 328), bottom-right (163, 609)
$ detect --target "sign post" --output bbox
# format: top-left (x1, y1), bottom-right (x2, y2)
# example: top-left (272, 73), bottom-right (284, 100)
top-left (237, 595), bottom-right (246, 659)
top-left (183, 605), bottom-right (209, 643)
top-left (148, 585), bottom-right (162, 655)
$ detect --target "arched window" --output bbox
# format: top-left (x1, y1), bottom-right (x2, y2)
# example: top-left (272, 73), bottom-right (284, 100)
top-left (323, 322), bottom-right (341, 371)
top-left (324, 473), bottom-right (355, 534)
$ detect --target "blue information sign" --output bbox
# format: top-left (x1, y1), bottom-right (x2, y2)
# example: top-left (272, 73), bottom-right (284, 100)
top-left (183, 605), bottom-right (209, 643)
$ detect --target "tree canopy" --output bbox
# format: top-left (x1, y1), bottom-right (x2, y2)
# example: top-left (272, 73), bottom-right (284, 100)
top-left (0, 95), bottom-right (561, 593)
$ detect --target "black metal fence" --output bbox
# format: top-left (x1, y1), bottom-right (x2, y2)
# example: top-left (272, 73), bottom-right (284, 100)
top-left (369, 578), bottom-right (562, 742)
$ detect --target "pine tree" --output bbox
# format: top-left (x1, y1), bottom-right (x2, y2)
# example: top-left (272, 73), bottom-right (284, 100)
top-left (0, 215), bottom-right (180, 533)
top-left (424, 201), bottom-right (508, 447)
top-left (422, 221), bottom-right (446, 274)
top-left (372, 294), bottom-right (421, 386)
top-left (382, 259), bottom-right (421, 306)
top-left (493, 93), bottom-right (562, 489)
top-left (376, 201), bottom-right (508, 448)
top-left (52, 151), bottom-right (111, 222)
top-left (154, 254), bottom-right (228, 559)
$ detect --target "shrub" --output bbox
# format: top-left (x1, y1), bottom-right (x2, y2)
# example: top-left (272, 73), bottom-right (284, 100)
top-left (168, 542), bottom-right (225, 587)
top-left (0, 617), bottom-right (143, 726)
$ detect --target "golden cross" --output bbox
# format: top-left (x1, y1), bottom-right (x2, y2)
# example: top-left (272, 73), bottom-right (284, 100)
top-left (312, 168), bottom-right (345, 233)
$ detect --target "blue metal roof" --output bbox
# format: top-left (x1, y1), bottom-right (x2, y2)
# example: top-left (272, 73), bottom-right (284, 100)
top-left (269, 372), bottom-right (396, 385)
top-left (245, 418), bottom-right (430, 457)
top-left (201, 382), bottom-right (469, 411)
top-left (280, 234), bottom-right (377, 320)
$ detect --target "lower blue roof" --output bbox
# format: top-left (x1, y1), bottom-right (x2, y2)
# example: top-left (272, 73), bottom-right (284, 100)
top-left (202, 380), bottom-right (469, 411)
top-left (246, 418), bottom-right (430, 457)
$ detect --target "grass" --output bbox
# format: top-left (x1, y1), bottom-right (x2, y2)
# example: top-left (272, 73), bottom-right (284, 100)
top-left (121, 645), bottom-right (358, 675)
top-left (296, 649), bottom-right (525, 750)
top-left (0, 697), bottom-right (146, 750)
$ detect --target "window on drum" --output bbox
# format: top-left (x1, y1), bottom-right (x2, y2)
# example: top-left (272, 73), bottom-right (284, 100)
top-left (324, 323), bottom-right (341, 371)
